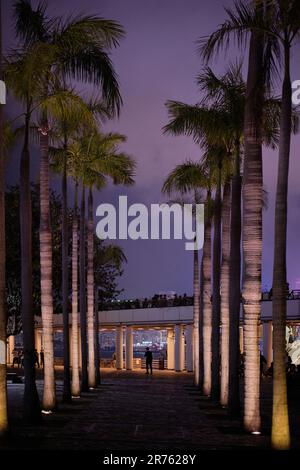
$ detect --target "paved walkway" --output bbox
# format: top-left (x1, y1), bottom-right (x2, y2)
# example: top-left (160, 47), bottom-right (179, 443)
top-left (3, 369), bottom-right (270, 451)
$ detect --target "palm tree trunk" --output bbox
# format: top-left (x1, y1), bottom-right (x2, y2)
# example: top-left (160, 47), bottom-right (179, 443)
top-left (271, 44), bottom-right (291, 450)
top-left (80, 182), bottom-right (88, 392)
top-left (94, 286), bottom-right (101, 386)
top-left (87, 188), bottom-right (95, 388)
top-left (39, 123), bottom-right (56, 411)
top-left (20, 113), bottom-right (41, 422)
top-left (71, 182), bottom-right (80, 397)
top-left (202, 192), bottom-right (212, 396)
top-left (242, 7), bottom-right (264, 432)
top-left (220, 181), bottom-right (231, 406)
top-left (193, 244), bottom-right (200, 386)
top-left (62, 144), bottom-right (71, 402)
top-left (0, 0), bottom-right (8, 431)
top-left (211, 167), bottom-right (222, 401)
top-left (228, 144), bottom-right (241, 416)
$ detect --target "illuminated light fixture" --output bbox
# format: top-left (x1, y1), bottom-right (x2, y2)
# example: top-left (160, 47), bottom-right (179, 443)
top-left (41, 410), bottom-right (52, 415)
top-left (89, 387), bottom-right (95, 390)
top-left (251, 431), bottom-right (261, 435)
top-left (72, 396), bottom-right (80, 399)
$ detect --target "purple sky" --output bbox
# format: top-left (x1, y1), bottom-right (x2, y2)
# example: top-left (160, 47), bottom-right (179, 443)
top-left (3, 0), bottom-right (300, 298)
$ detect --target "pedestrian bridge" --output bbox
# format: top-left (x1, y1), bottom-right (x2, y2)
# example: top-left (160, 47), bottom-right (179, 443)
top-left (7, 299), bottom-right (300, 373)
top-left (33, 298), bottom-right (300, 330)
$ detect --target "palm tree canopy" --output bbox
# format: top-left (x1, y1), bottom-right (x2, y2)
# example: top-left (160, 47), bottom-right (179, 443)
top-left (98, 244), bottom-right (127, 271)
top-left (162, 161), bottom-right (210, 196)
top-left (198, 0), bottom-right (300, 90)
top-left (164, 64), bottom-right (298, 153)
top-left (52, 130), bottom-right (135, 189)
top-left (13, 0), bottom-right (125, 115)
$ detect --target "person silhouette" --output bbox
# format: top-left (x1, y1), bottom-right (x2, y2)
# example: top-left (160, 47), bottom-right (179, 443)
top-left (144, 347), bottom-right (153, 375)
top-left (34, 349), bottom-right (40, 368)
top-left (40, 348), bottom-right (44, 368)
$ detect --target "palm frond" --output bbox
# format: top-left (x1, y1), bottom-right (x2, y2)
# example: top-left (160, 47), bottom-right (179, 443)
top-left (13, 0), bottom-right (50, 45)
top-left (59, 46), bottom-right (122, 116)
top-left (162, 161), bottom-right (208, 196)
top-left (55, 15), bottom-right (125, 50)
top-left (163, 100), bottom-right (233, 145)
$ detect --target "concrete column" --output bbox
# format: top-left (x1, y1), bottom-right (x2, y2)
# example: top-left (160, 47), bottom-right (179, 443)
top-left (263, 321), bottom-right (273, 367)
top-left (175, 324), bottom-right (184, 372)
top-left (116, 325), bottom-right (123, 370)
top-left (7, 335), bottom-right (15, 364)
top-left (181, 327), bottom-right (185, 370)
top-left (125, 326), bottom-right (133, 370)
top-left (34, 329), bottom-right (42, 353)
top-left (186, 324), bottom-right (193, 372)
top-left (167, 329), bottom-right (175, 369)
top-left (239, 326), bottom-right (244, 354)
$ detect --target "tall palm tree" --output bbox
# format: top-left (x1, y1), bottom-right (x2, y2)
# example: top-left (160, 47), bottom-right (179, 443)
top-left (87, 187), bottom-right (95, 388)
top-left (200, 0), bottom-right (300, 440)
top-left (163, 78), bottom-right (238, 400)
top-left (220, 180), bottom-right (231, 407)
top-left (196, 67), bottom-right (244, 405)
top-left (13, 0), bottom-right (125, 410)
top-left (163, 105), bottom-right (226, 397)
top-left (50, 93), bottom-right (106, 400)
top-left (4, 42), bottom-right (55, 424)
top-left (94, 243), bottom-right (127, 385)
top-left (202, 189), bottom-right (212, 396)
top-left (162, 163), bottom-right (208, 387)
top-left (211, 156), bottom-right (222, 401)
top-left (196, 61), bottom-right (288, 412)
top-left (0, 0), bottom-right (8, 435)
top-left (63, 131), bottom-right (135, 389)
top-left (242, 9), bottom-right (267, 435)
top-left (71, 181), bottom-right (80, 396)
top-left (79, 180), bottom-right (88, 391)
top-left (257, 1), bottom-right (300, 449)
top-left (228, 141), bottom-right (242, 416)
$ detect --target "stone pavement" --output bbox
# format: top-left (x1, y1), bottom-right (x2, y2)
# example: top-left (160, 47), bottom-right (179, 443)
top-left (3, 369), bottom-right (272, 451)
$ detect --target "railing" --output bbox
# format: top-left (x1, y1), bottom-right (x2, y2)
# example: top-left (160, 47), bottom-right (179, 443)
top-left (261, 290), bottom-right (300, 301)
top-left (100, 295), bottom-right (194, 311)
top-left (100, 290), bottom-right (300, 311)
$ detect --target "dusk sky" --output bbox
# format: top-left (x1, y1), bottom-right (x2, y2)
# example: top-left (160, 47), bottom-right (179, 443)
top-left (3, 0), bottom-right (300, 299)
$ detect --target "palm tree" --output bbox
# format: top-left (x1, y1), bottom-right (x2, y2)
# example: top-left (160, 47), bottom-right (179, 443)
top-left (71, 181), bottom-right (80, 396)
top-left (202, 189), bottom-right (212, 396)
top-left (163, 76), bottom-right (239, 400)
top-left (0, 0), bottom-right (8, 435)
top-left (50, 93), bottom-right (106, 400)
top-left (196, 66), bottom-right (245, 405)
top-left (87, 187), bottom-right (95, 388)
top-left (4, 42), bottom-right (54, 424)
top-left (258, 1), bottom-right (300, 449)
top-left (242, 8), bottom-right (267, 435)
top-left (63, 131), bottom-right (135, 389)
top-left (79, 180), bottom-right (88, 391)
top-left (94, 243), bottom-right (127, 385)
top-left (211, 154), bottom-right (222, 401)
top-left (162, 163), bottom-right (208, 387)
top-left (13, 0), bottom-right (124, 410)
top-left (200, 0), bottom-right (299, 439)
top-left (220, 180), bottom-right (230, 407)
